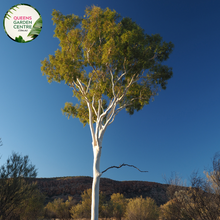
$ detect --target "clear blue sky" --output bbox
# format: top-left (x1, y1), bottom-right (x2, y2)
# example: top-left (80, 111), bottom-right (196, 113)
top-left (0, 0), bottom-right (220, 185)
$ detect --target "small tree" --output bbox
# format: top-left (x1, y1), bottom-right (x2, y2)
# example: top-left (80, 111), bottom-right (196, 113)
top-left (41, 5), bottom-right (174, 220)
top-left (0, 152), bottom-right (38, 219)
top-left (125, 196), bottom-right (159, 220)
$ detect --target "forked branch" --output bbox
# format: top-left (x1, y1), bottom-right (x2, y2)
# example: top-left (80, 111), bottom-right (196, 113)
top-left (101, 163), bottom-right (148, 175)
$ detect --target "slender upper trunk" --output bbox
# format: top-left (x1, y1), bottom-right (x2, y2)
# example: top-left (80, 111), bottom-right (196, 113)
top-left (91, 142), bottom-right (102, 220)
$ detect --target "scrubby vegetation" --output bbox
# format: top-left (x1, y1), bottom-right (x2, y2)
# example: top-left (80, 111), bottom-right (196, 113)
top-left (160, 152), bottom-right (220, 220)
top-left (2, 150), bottom-right (220, 220)
top-left (43, 189), bottom-right (160, 220)
top-left (41, 152), bottom-right (220, 220)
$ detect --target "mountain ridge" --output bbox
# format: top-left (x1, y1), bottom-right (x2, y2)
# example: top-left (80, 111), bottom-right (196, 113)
top-left (34, 176), bottom-right (169, 206)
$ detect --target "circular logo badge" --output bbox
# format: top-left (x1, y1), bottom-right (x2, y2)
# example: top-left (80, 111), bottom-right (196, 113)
top-left (3, 4), bottom-right (42, 43)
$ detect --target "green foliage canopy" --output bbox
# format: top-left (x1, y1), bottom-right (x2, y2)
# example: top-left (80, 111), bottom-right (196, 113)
top-left (41, 6), bottom-right (174, 127)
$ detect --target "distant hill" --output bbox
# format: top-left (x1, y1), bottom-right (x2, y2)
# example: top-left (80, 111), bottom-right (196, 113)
top-left (34, 176), bottom-right (169, 206)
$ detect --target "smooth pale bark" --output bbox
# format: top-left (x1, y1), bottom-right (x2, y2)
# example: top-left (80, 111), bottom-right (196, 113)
top-left (88, 96), bottom-right (117, 220)
top-left (85, 73), bottom-right (139, 220)
top-left (91, 143), bottom-right (102, 220)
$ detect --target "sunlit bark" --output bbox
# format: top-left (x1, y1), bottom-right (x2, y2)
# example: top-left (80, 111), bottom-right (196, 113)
top-left (91, 143), bottom-right (102, 220)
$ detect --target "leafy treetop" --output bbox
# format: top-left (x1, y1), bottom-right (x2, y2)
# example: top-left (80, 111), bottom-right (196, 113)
top-left (41, 6), bottom-right (174, 127)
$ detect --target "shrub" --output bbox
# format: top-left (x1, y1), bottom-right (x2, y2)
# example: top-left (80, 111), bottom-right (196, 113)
top-left (125, 196), bottom-right (159, 220)
top-left (70, 188), bottom-right (106, 219)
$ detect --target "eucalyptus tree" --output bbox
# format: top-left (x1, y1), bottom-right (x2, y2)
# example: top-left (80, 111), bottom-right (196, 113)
top-left (41, 5), bottom-right (174, 220)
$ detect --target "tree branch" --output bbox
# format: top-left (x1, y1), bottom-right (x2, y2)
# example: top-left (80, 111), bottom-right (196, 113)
top-left (99, 101), bottom-right (117, 141)
top-left (97, 99), bottom-right (102, 118)
top-left (108, 106), bottom-right (122, 126)
top-left (117, 71), bottom-right (127, 83)
top-left (101, 163), bottom-right (148, 175)
top-left (99, 97), bottom-right (116, 121)
top-left (109, 69), bottom-right (116, 98)
top-left (70, 81), bottom-right (82, 96)
top-left (86, 71), bottom-right (95, 94)
top-left (92, 95), bottom-right (98, 117)
top-left (116, 57), bottom-right (127, 83)
top-left (149, 54), bottom-right (157, 60)
top-left (117, 74), bottom-right (136, 102)
top-left (95, 100), bottom-right (103, 142)
top-left (87, 101), bottom-right (96, 146)
top-left (98, 72), bottom-right (140, 139)
top-left (77, 78), bottom-right (86, 95)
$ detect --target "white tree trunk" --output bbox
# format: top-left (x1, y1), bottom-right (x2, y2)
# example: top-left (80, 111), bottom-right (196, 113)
top-left (91, 142), bottom-right (102, 220)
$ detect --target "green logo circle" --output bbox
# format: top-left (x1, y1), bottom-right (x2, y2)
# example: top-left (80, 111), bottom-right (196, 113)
top-left (3, 3), bottom-right (42, 43)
